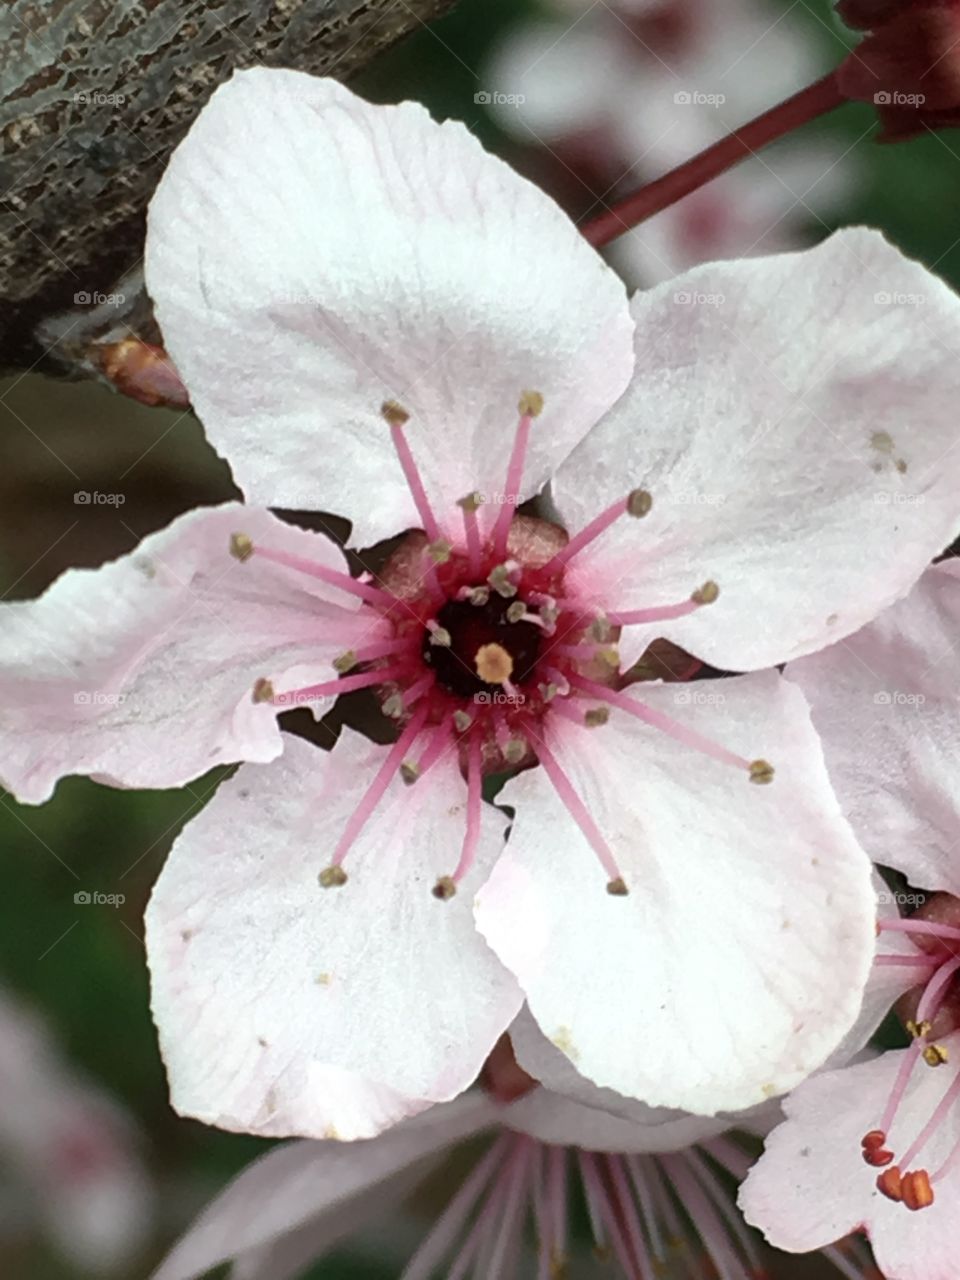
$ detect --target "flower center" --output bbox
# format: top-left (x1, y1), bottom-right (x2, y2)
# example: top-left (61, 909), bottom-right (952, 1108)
top-left (423, 593), bottom-right (542, 698)
top-left (231, 390), bottom-right (773, 899)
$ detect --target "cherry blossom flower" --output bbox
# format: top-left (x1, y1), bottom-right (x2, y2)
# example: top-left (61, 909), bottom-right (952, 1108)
top-left (150, 1036), bottom-right (879, 1280)
top-left (484, 0), bottom-right (852, 285)
top-left (5, 70), bottom-right (960, 1141)
top-left (0, 987), bottom-right (154, 1272)
top-left (741, 563), bottom-right (960, 1279)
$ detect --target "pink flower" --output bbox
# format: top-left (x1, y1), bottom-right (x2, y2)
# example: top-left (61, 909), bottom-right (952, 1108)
top-left (742, 563), bottom-right (960, 1279)
top-left (5, 70), bottom-right (960, 1141)
top-left (150, 1047), bottom-right (878, 1280)
top-left (0, 988), bottom-right (154, 1271)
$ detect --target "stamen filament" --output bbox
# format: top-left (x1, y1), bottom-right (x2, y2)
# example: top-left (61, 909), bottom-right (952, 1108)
top-left (329, 704), bottom-right (430, 870)
top-left (570, 675), bottom-right (754, 774)
top-left (460, 496), bottom-right (483, 577)
top-left (532, 730), bottom-right (626, 890)
top-left (387, 411), bottom-right (441, 542)
top-left (492, 405), bottom-right (538, 559)
top-left (877, 957), bottom-right (960, 1138)
top-left (900, 1068), bottom-right (960, 1172)
top-left (343, 637), bottom-right (418, 667)
top-left (448, 733), bottom-right (483, 887)
top-left (251, 544), bottom-right (397, 608)
top-left (275, 663), bottom-right (406, 705)
top-left (541, 496), bottom-right (631, 572)
top-left (879, 918), bottom-right (960, 945)
top-left (606, 594), bottom-right (710, 626)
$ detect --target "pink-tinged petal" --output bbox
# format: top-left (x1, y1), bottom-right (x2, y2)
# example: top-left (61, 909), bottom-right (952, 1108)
top-left (146, 731), bottom-right (521, 1140)
top-left (741, 1032), bottom-right (960, 1280)
top-left (152, 1093), bottom-right (494, 1280)
top-left (146, 69), bottom-right (635, 547)
top-left (787, 561), bottom-right (960, 896)
top-left (0, 503), bottom-right (383, 804)
top-left (553, 228), bottom-right (960, 671)
top-left (503, 1007), bottom-right (733, 1152)
top-left (475, 671), bottom-right (876, 1114)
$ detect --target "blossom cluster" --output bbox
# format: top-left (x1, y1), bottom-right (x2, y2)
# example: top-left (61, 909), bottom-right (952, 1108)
top-left (4, 10), bottom-right (960, 1274)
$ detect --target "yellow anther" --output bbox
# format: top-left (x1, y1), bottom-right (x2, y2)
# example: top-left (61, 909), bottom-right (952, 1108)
top-left (518, 390), bottom-right (544, 417)
top-left (318, 865), bottom-right (347, 889)
top-left (469, 585), bottom-right (491, 606)
top-left (626, 489), bottom-right (653, 518)
top-left (506, 601), bottom-right (527, 623)
top-left (383, 692), bottom-right (405, 719)
top-left (907, 1019), bottom-right (933, 1040)
top-left (475, 643), bottom-right (514, 685)
top-left (333, 650), bottom-right (357, 674)
top-left (596, 646), bottom-right (620, 669)
top-left (428, 539), bottom-right (452, 564)
top-left (606, 876), bottom-right (629, 896)
top-left (503, 738), bottom-right (527, 765)
top-left (453, 710), bottom-right (473, 733)
top-left (380, 399), bottom-right (409, 426)
top-left (458, 491), bottom-right (484, 512)
top-left (923, 1043), bottom-right (949, 1067)
top-left (428, 626), bottom-right (452, 648)
top-left (488, 564), bottom-right (518, 598)
top-left (251, 677), bottom-right (275, 704)
top-left (584, 706), bottom-right (609, 727)
top-left (230, 532), bottom-right (253, 562)
top-left (589, 616), bottom-right (613, 643)
top-left (692, 580), bottom-right (720, 605)
top-left (400, 761), bottom-right (420, 786)
top-left (749, 759), bottom-right (775, 785)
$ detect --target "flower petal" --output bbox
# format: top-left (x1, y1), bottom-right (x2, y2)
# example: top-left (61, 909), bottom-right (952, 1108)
top-left (475, 671), bottom-right (876, 1114)
top-left (504, 1007), bottom-right (733, 1152)
top-left (787, 561), bottom-right (960, 896)
top-left (553, 228), bottom-right (960, 671)
top-left (146, 69), bottom-right (635, 547)
top-left (152, 1093), bottom-right (495, 1280)
top-left (741, 1033), bottom-right (960, 1280)
top-left (0, 504), bottom-right (380, 803)
top-left (146, 731), bottom-right (521, 1139)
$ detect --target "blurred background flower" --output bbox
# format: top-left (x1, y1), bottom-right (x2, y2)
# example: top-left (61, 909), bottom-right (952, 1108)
top-left (2, 0), bottom-right (960, 1275)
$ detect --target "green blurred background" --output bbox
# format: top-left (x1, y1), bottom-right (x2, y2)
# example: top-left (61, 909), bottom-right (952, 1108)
top-left (1, 0), bottom-right (958, 1275)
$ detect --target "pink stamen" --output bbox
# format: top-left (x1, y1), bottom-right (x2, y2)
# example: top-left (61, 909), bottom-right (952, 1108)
top-left (606, 597), bottom-right (704, 626)
top-left (274, 663), bottom-right (406, 705)
top-left (492, 410), bottom-right (536, 559)
top-left (542, 495), bottom-right (631, 572)
top-left (412, 723), bottom-right (453, 778)
top-left (932, 1123), bottom-right (960, 1184)
top-left (571, 675), bottom-right (753, 772)
top-left (389, 418), bottom-right (441, 542)
top-left (877, 957), bottom-right (960, 1138)
top-left (879, 918), bottom-right (960, 945)
top-left (348, 637), bottom-right (419, 665)
top-left (875, 954), bottom-right (940, 969)
top-left (251, 544), bottom-right (397, 609)
top-left (448, 734), bottom-right (483, 886)
top-left (531, 731), bottom-right (624, 886)
top-left (330, 704), bottom-right (430, 869)
top-left (400, 672), bottom-right (436, 709)
top-left (461, 499), bottom-right (483, 577)
top-left (900, 1067), bottom-right (960, 1172)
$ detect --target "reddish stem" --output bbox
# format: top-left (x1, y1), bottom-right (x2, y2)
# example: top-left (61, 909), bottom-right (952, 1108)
top-left (581, 71), bottom-right (847, 249)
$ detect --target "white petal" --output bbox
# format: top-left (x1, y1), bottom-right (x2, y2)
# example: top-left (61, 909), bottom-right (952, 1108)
top-left (146, 69), bottom-right (635, 546)
top-left (553, 229), bottom-right (960, 671)
top-left (475, 671), bottom-right (876, 1113)
top-left (146, 732), bottom-right (522, 1139)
